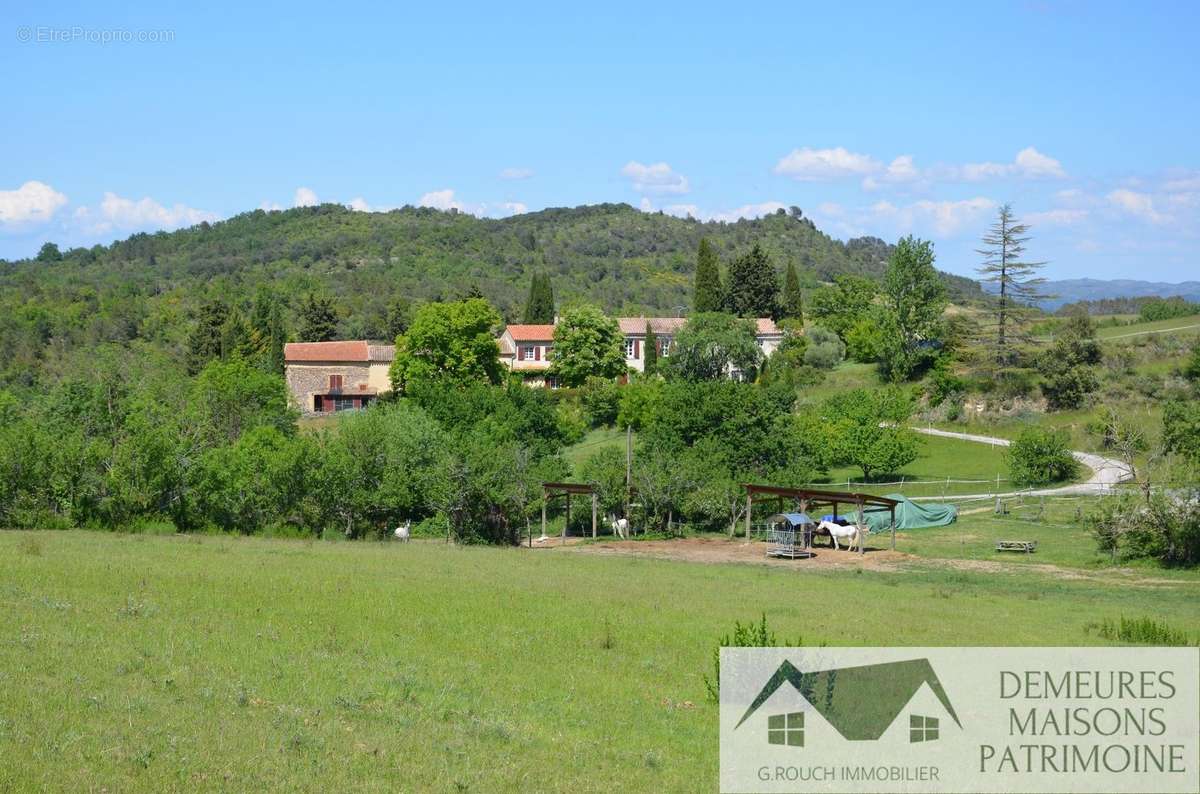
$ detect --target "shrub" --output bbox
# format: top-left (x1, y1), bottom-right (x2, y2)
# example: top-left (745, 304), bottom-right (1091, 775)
top-left (1094, 616), bottom-right (1194, 646)
top-left (1007, 427), bottom-right (1078, 486)
top-left (844, 318), bottom-right (884, 363)
top-left (802, 326), bottom-right (846, 369)
top-left (703, 614), bottom-right (804, 703)
top-left (1088, 489), bottom-right (1200, 567)
top-left (579, 376), bottom-right (620, 427)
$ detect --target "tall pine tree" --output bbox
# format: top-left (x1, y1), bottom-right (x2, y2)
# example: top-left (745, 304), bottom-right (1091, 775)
top-left (523, 273), bottom-right (555, 324)
top-left (297, 293), bottom-right (339, 342)
top-left (693, 238), bottom-right (724, 313)
top-left (186, 300), bottom-right (230, 375)
top-left (781, 261), bottom-right (804, 322)
top-left (724, 244), bottom-right (779, 319)
top-left (643, 322), bottom-right (659, 376)
top-left (249, 289), bottom-right (289, 373)
top-left (976, 204), bottom-right (1048, 370)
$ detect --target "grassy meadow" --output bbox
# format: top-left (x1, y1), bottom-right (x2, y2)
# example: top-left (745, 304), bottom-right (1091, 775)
top-left (4, 529), bottom-right (1200, 792)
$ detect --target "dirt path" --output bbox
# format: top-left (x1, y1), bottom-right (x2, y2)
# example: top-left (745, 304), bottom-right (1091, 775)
top-left (910, 426), bottom-right (1133, 498)
top-left (557, 536), bottom-right (1196, 589)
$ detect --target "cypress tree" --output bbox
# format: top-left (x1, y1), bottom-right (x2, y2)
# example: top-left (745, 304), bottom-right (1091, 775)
top-left (693, 238), bottom-right (724, 313)
top-left (249, 289), bottom-right (289, 373)
top-left (523, 273), bottom-right (555, 324)
top-left (297, 293), bottom-right (339, 342)
top-left (186, 299), bottom-right (230, 375)
top-left (643, 322), bottom-right (659, 376)
top-left (725, 244), bottom-right (779, 319)
top-left (781, 261), bottom-right (804, 323)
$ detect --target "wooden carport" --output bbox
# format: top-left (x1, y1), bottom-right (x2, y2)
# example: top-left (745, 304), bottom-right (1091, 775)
top-left (741, 484), bottom-right (901, 554)
top-left (541, 482), bottom-right (598, 546)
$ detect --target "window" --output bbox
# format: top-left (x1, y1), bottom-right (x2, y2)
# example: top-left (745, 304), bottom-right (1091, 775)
top-left (521, 344), bottom-right (536, 361)
top-left (333, 397), bottom-right (356, 411)
top-left (328, 373), bottom-right (343, 391)
top-left (659, 338), bottom-right (671, 357)
top-left (625, 338), bottom-right (635, 359)
top-left (767, 712), bottom-right (804, 747)
top-left (910, 715), bottom-right (939, 743)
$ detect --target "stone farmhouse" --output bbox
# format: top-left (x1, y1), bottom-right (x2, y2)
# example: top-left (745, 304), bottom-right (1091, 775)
top-left (283, 341), bottom-right (395, 414)
top-left (285, 317), bottom-right (783, 413)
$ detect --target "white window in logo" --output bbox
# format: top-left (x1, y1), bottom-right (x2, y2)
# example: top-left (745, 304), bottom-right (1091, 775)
top-left (768, 712), bottom-right (804, 747)
top-left (910, 714), bottom-right (939, 743)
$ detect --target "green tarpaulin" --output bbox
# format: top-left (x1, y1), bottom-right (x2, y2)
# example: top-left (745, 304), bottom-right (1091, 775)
top-left (845, 493), bottom-right (957, 532)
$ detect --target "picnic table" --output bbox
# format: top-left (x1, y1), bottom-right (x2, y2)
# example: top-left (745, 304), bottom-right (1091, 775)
top-left (995, 539), bottom-right (1037, 554)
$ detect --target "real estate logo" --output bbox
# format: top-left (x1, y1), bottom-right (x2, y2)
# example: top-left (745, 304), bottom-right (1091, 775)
top-left (736, 658), bottom-right (961, 745)
top-left (719, 647), bottom-right (1199, 794)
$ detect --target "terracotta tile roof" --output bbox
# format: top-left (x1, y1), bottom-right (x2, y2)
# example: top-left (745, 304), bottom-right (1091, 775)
top-left (755, 318), bottom-right (782, 335)
top-left (367, 344), bottom-right (396, 362)
top-left (284, 341), bottom-right (370, 362)
top-left (618, 317), bottom-right (687, 335)
top-left (505, 324), bottom-right (557, 342)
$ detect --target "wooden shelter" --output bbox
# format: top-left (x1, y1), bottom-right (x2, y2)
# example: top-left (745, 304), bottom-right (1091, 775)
top-left (541, 482), bottom-right (599, 546)
top-left (741, 484), bottom-right (901, 555)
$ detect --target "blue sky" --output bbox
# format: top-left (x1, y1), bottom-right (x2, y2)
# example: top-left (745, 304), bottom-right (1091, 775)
top-left (2, 0), bottom-right (1198, 281)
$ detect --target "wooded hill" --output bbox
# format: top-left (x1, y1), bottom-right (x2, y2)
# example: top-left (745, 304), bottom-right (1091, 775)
top-left (0, 202), bottom-right (982, 387)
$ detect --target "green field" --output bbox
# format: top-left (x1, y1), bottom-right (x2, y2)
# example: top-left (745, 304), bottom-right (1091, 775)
top-left (3, 529), bottom-right (1198, 792)
top-left (1095, 313), bottom-right (1200, 340)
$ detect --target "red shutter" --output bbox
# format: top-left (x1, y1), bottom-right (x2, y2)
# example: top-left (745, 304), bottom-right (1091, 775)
top-left (634, 339), bottom-right (641, 358)
top-left (329, 374), bottom-right (343, 390)
top-left (518, 345), bottom-right (525, 361)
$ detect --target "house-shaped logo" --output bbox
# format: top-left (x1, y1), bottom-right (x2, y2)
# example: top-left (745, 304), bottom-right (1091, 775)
top-left (735, 658), bottom-right (961, 746)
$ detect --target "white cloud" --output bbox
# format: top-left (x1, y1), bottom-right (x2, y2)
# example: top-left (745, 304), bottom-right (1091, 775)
top-left (0, 181), bottom-right (68, 226)
top-left (1107, 188), bottom-right (1168, 224)
top-left (417, 189), bottom-right (526, 218)
top-left (872, 197), bottom-right (996, 235)
top-left (957, 147), bottom-right (1066, 181)
top-left (73, 192), bottom-right (218, 235)
top-left (418, 189), bottom-right (464, 211)
top-left (774, 147), bottom-right (879, 181)
top-left (499, 167), bottom-right (534, 180)
top-left (346, 197), bottom-right (371, 212)
top-left (1014, 146), bottom-right (1066, 178)
top-left (621, 161), bottom-right (689, 194)
top-left (862, 155), bottom-right (921, 190)
top-left (645, 199), bottom-right (786, 223)
top-left (1025, 208), bottom-right (1089, 226)
top-left (293, 187), bottom-right (319, 207)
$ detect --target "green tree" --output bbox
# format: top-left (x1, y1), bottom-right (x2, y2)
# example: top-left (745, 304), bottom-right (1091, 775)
top-left (820, 388), bottom-right (919, 480)
top-left (186, 300), bottom-right (230, 375)
top-left (1163, 400), bottom-right (1200, 465)
top-left (808, 275), bottom-right (876, 340)
top-left (1183, 341), bottom-right (1200, 383)
top-left (976, 204), bottom-right (1048, 370)
top-left (548, 304), bottom-right (625, 387)
top-left (389, 298), bottom-right (504, 393)
top-left (522, 273), bottom-right (555, 324)
top-left (188, 358), bottom-right (298, 447)
top-left (249, 288), bottom-right (289, 373)
top-left (1038, 314), bottom-right (1101, 410)
top-left (666, 313), bottom-right (762, 381)
top-left (693, 238), bottom-right (724, 313)
top-left (781, 261), bottom-right (804, 322)
top-left (385, 295), bottom-right (413, 340)
top-left (36, 242), bottom-right (63, 263)
top-left (221, 308), bottom-right (256, 361)
top-left (1007, 427), bottom-right (1078, 486)
top-left (844, 317), bottom-right (885, 363)
top-left (724, 244), bottom-right (778, 318)
top-left (879, 236), bottom-right (946, 381)
top-left (802, 326), bottom-right (845, 369)
top-left (643, 322), bottom-right (659, 376)
top-left (297, 293), bottom-right (338, 342)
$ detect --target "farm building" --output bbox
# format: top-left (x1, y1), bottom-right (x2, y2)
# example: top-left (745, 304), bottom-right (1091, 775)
top-left (283, 341), bottom-right (394, 415)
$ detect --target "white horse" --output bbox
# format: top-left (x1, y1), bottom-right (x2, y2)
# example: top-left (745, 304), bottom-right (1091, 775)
top-left (393, 521), bottom-right (411, 542)
top-left (818, 519), bottom-right (863, 552)
top-left (607, 513), bottom-right (630, 539)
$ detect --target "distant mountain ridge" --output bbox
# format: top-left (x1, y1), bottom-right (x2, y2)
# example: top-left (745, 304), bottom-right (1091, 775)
top-left (986, 278), bottom-right (1200, 310)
